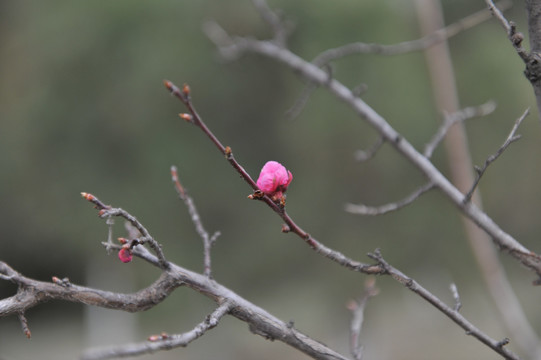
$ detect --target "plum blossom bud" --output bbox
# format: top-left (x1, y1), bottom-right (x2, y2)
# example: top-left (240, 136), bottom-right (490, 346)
top-left (118, 247), bottom-right (133, 263)
top-left (256, 161), bottom-right (293, 201)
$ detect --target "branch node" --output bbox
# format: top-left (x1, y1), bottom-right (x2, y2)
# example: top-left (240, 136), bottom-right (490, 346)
top-left (497, 338), bottom-right (510, 348)
top-left (52, 276), bottom-right (72, 288)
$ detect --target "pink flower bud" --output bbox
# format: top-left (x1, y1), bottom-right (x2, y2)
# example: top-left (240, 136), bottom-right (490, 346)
top-left (256, 161), bottom-right (293, 200)
top-left (118, 248), bottom-right (133, 263)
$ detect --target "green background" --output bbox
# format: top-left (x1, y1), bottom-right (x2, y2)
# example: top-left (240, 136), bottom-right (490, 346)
top-left (1, 1), bottom-right (540, 359)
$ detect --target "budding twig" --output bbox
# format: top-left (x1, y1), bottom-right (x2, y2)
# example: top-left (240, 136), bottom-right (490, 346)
top-left (81, 192), bottom-right (169, 269)
top-left (164, 80), bottom-right (380, 275)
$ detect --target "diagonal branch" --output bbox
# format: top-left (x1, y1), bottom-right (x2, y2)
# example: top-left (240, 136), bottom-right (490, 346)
top-left (81, 301), bottom-right (233, 360)
top-left (464, 108), bottom-right (528, 203)
top-left (368, 250), bottom-right (518, 360)
top-left (485, 0), bottom-right (541, 120)
top-left (424, 101), bottom-right (497, 159)
top-left (203, 21), bottom-right (541, 281)
top-left (164, 80), bottom-right (521, 360)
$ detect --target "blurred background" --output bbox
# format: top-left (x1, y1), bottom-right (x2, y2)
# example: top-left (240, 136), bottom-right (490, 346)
top-left (1, 0), bottom-right (540, 359)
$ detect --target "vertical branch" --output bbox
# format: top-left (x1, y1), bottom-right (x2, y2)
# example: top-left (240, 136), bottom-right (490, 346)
top-left (171, 166), bottom-right (218, 278)
top-left (416, 0), bottom-right (541, 357)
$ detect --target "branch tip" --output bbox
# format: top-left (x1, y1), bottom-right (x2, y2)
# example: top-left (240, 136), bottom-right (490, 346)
top-left (179, 113), bottom-right (193, 122)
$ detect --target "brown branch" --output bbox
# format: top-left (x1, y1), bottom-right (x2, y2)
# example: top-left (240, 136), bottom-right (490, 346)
top-left (163, 79), bottom-right (523, 360)
top-left (164, 80), bottom-right (381, 275)
top-left (203, 18), bottom-right (541, 281)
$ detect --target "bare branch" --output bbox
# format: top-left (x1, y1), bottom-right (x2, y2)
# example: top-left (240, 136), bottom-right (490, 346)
top-left (81, 301), bottom-right (233, 360)
top-left (424, 101), bottom-right (497, 159)
top-left (164, 79), bottom-right (526, 360)
top-left (311, 1), bottom-right (512, 67)
top-left (354, 136), bottom-right (385, 162)
top-left (345, 182), bottom-right (435, 216)
top-left (203, 20), bottom-right (541, 280)
top-left (348, 278), bottom-right (379, 360)
top-left (485, 0), bottom-right (529, 60)
top-left (81, 192), bottom-right (169, 269)
top-left (464, 108), bottom-right (529, 203)
top-left (284, 81), bottom-right (318, 120)
top-left (171, 165), bottom-right (217, 278)
top-left (164, 80), bottom-right (382, 275)
top-left (368, 250), bottom-right (519, 360)
top-left (1, 255), bottom-right (353, 360)
top-left (18, 312), bottom-right (31, 339)
top-left (485, 0), bottom-right (541, 120)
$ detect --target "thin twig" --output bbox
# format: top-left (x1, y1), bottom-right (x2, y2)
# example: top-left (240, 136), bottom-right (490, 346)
top-left (345, 182), bottom-right (435, 216)
top-left (81, 301), bottom-right (233, 360)
top-left (368, 250), bottom-right (519, 360)
top-left (424, 101), bottom-right (497, 158)
top-left (164, 80), bottom-right (381, 275)
top-left (80, 192), bottom-right (169, 270)
top-left (165, 79), bottom-right (523, 360)
top-left (285, 64), bottom-right (333, 121)
top-left (284, 82), bottom-right (318, 120)
top-left (463, 108), bottom-right (529, 203)
top-left (171, 165), bottom-right (218, 278)
top-left (348, 278), bottom-right (379, 360)
top-left (203, 19), bottom-right (541, 278)
top-left (18, 312), bottom-right (31, 339)
top-left (311, 1), bottom-right (512, 66)
top-left (354, 136), bottom-right (385, 162)
top-left (485, 0), bottom-right (529, 61)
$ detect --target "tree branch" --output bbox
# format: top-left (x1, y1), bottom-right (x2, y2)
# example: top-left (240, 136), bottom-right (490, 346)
top-left (163, 79), bottom-right (523, 360)
top-left (203, 20), bottom-right (541, 281)
top-left (345, 182), bottom-right (435, 216)
top-left (81, 301), bottom-right (233, 360)
top-left (423, 101), bottom-right (496, 159)
top-left (464, 108), bottom-right (528, 203)
top-left (171, 165), bottom-right (219, 278)
top-left (368, 250), bottom-right (519, 360)
top-left (311, 1), bottom-right (512, 67)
